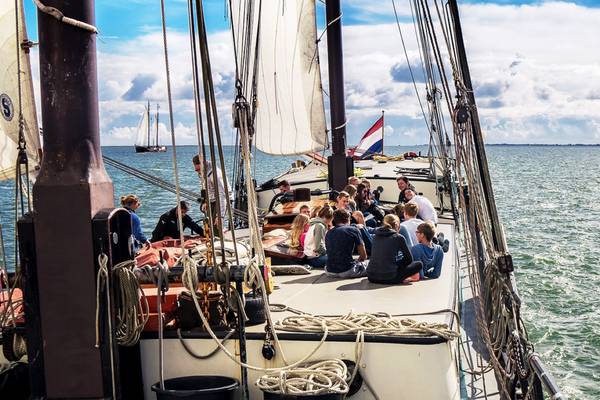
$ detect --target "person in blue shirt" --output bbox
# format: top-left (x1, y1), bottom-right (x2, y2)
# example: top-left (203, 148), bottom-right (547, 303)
top-left (121, 194), bottom-right (149, 251)
top-left (411, 222), bottom-right (444, 279)
top-left (324, 209), bottom-right (368, 279)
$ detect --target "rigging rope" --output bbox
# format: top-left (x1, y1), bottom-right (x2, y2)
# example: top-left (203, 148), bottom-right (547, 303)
top-left (94, 254), bottom-right (117, 399)
top-left (112, 260), bottom-right (149, 346)
top-left (403, 1), bottom-right (539, 397)
top-left (32, 0), bottom-right (98, 33)
top-left (102, 156), bottom-right (254, 222)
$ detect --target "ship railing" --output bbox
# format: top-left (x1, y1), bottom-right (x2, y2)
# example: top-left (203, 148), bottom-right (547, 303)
top-left (529, 353), bottom-right (566, 399)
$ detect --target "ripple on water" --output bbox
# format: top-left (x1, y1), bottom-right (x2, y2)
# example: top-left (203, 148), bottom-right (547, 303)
top-left (0, 145), bottom-right (598, 398)
top-left (490, 146), bottom-right (600, 399)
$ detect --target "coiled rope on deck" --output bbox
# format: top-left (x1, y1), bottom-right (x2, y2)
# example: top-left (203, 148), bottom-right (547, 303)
top-left (256, 359), bottom-right (350, 396)
top-left (274, 311), bottom-right (459, 341)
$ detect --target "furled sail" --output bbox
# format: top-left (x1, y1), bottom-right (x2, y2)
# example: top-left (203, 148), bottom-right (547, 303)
top-left (0, 0), bottom-right (41, 180)
top-left (231, 0), bottom-right (329, 155)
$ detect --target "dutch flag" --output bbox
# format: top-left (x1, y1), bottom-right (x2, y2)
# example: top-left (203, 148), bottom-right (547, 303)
top-left (349, 115), bottom-right (384, 159)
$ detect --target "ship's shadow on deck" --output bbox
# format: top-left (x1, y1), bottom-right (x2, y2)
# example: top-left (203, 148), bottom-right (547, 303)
top-left (461, 296), bottom-right (491, 362)
top-left (336, 279), bottom-right (412, 291)
top-left (282, 275), bottom-right (412, 291)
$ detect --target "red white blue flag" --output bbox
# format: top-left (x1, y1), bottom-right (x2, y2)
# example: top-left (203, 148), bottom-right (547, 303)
top-left (349, 115), bottom-right (384, 159)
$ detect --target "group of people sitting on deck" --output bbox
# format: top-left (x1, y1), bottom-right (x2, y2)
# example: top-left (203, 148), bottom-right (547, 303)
top-left (286, 175), bottom-right (449, 284)
top-left (120, 155), bottom-right (230, 251)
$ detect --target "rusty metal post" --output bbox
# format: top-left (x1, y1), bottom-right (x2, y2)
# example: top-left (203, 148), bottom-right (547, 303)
top-left (32, 0), bottom-right (115, 397)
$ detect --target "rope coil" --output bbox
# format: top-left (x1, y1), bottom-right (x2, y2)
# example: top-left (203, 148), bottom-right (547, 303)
top-left (257, 359), bottom-right (350, 396)
top-left (274, 311), bottom-right (459, 341)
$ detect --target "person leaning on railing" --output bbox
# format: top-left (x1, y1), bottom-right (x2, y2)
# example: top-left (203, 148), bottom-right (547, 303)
top-left (120, 194), bottom-right (150, 251)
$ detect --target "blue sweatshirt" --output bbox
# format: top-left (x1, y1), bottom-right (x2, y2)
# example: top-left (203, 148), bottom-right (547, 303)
top-left (411, 243), bottom-right (443, 279)
top-left (127, 208), bottom-right (147, 243)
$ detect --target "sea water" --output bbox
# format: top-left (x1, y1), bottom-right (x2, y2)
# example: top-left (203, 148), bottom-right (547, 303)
top-left (0, 145), bottom-right (598, 398)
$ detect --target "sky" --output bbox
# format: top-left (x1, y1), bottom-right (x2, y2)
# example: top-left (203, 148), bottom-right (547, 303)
top-left (22, 0), bottom-right (600, 146)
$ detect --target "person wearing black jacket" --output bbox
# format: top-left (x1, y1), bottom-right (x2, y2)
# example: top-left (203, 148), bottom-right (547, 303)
top-left (151, 201), bottom-right (204, 242)
top-left (367, 214), bottom-right (422, 284)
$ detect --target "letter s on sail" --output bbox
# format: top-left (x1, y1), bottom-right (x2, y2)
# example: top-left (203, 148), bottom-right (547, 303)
top-left (0, 94), bottom-right (14, 122)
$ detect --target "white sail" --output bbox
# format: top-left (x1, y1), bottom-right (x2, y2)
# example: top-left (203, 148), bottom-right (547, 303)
top-left (231, 0), bottom-right (329, 155)
top-left (0, 0), bottom-right (42, 180)
top-left (135, 105), bottom-right (150, 147)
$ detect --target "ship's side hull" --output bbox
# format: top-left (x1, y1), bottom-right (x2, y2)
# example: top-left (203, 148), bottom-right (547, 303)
top-left (135, 145), bottom-right (167, 153)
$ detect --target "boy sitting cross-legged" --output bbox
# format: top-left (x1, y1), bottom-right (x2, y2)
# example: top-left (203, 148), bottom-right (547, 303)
top-left (324, 209), bottom-right (368, 279)
top-left (411, 222), bottom-right (444, 279)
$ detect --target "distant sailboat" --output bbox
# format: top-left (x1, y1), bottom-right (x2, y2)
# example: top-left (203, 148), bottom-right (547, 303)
top-left (134, 101), bottom-right (166, 153)
top-left (0, 0), bottom-right (42, 180)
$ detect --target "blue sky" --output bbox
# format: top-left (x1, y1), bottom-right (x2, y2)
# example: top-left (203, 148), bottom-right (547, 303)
top-left (22, 0), bottom-right (600, 146)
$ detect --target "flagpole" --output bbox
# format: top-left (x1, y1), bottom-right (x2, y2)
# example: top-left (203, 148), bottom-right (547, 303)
top-left (381, 110), bottom-right (385, 155)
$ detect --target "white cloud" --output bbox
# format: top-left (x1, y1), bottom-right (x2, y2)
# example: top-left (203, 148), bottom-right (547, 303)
top-left (28, 1), bottom-right (600, 145)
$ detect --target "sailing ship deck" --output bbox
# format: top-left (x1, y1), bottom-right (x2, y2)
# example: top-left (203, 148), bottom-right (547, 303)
top-left (140, 219), bottom-right (470, 399)
top-left (252, 219), bottom-right (457, 334)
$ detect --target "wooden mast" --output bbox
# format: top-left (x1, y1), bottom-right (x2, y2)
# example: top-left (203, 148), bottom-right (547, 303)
top-left (381, 109), bottom-right (385, 155)
top-left (155, 103), bottom-right (160, 147)
top-left (29, 0), bottom-right (116, 397)
top-left (147, 99), bottom-right (151, 147)
top-left (325, 0), bottom-right (352, 190)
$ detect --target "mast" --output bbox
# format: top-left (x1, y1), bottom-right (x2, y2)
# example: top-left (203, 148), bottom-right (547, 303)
top-left (29, 0), bottom-right (116, 397)
top-left (325, 0), bottom-right (352, 190)
top-left (381, 110), bottom-right (385, 155)
top-left (155, 103), bottom-right (160, 146)
top-left (448, 0), bottom-right (506, 254)
top-left (147, 99), bottom-right (151, 147)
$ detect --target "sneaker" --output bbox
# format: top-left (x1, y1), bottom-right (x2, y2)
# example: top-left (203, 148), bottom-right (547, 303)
top-left (442, 239), bottom-right (450, 253)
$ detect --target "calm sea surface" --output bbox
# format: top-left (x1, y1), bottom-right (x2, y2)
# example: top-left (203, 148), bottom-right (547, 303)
top-left (0, 145), bottom-right (598, 398)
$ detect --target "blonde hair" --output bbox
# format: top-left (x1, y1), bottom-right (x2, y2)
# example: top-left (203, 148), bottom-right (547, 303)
top-left (290, 214), bottom-right (310, 248)
top-left (382, 214), bottom-right (400, 231)
top-left (317, 205), bottom-right (334, 220)
top-left (404, 202), bottom-right (419, 218)
top-left (343, 184), bottom-right (357, 198)
top-left (310, 205), bottom-right (323, 219)
top-left (337, 191), bottom-right (350, 200)
top-left (120, 194), bottom-right (139, 207)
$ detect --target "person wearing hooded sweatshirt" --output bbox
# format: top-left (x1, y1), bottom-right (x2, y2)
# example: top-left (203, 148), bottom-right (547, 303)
top-left (411, 222), bottom-right (444, 279)
top-left (303, 206), bottom-right (333, 268)
top-left (367, 214), bottom-right (423, 284)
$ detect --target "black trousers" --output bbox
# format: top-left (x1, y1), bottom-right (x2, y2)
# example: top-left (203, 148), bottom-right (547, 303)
top-left (368, 261), bottom-right (423, 284)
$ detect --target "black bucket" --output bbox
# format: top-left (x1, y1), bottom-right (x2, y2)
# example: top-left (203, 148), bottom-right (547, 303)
top-left (151, 376), bottom-right (239, 400)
